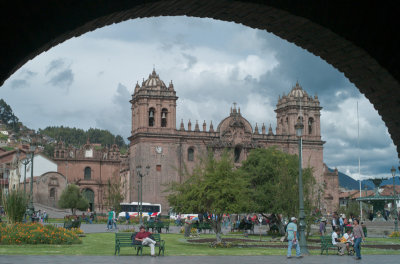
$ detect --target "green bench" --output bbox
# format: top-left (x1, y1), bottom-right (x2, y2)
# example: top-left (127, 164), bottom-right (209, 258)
top-left (114, 232), bottom-right (165, 256)
top-left (155, 221), bottom-right (170, 233)
top-left (198, 222), bottom-right (212, 233)
top-left (63, 220), bottom-right (81, 230)
top-left (320, 235), bottom-right (337, 255)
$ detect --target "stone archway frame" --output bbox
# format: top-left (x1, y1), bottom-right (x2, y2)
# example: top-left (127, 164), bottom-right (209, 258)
top-left (1, 0), bottom-right (399, 157)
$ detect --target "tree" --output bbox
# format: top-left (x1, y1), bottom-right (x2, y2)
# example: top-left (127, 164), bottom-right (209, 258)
top-left (104, 172), bottom-right (124, 213)
top-left (0, 98), bottom-right (19, 132)
top-left (239, 148), bottom-right (316, 235)
top-left (58, 184), bottom-right (89, 215)
top-left (168, 150), bottom-right (250, 242)
top-left (1, 190), bottom-right (28, 223)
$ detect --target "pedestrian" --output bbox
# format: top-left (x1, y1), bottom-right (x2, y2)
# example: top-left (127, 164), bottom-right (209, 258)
top-left (125, 211), bottom-right (130, 224)
top-left (112, 208), bottom-right (118, 229)
top-left (319, 217), bottom-right (327, 236)
top-left (353, 219), bottom-right (365, 260)
top-left (331, 213), bottom-right (337, 231)
top-left (286, 217), bottom-right (302, 259)
top-left (184, 215), bottom-right (192, 237)
top-left (107, 208), bottom-right (113, 230)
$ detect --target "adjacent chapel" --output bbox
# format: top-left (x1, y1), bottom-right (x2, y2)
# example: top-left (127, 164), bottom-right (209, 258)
top-left (126, 69), bottom-right (339, 214)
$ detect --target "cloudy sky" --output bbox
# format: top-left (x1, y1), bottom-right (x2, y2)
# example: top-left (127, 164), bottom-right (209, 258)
top-left (1, 16), bottom-right (398, 180)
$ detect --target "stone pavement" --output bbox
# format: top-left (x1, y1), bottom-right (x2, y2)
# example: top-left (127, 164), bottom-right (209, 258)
top-left (1, 255), bottom-right (399, 264)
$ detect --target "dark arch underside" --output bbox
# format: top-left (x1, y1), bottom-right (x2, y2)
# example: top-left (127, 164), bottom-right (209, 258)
top-left (1, 0), bottom-right (399, 158)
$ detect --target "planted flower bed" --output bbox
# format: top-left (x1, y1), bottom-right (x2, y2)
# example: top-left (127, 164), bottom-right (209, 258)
top-left (0, 223), bottom-right (82, 245)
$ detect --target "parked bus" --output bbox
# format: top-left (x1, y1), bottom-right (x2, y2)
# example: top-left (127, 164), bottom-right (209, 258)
top-left (118, 202), bottom-right (162, 219)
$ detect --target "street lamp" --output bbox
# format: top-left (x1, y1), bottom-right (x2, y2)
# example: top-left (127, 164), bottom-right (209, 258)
top-left (27, 145), bottom-right (36, 221)
top-left (295, 118), bottom-right (309, 255)
top-left (21, 157), bottom-right (30, 194)
top-left (391, 166), bottom-right (398, 232)
top-left (136, 165), bottom-right (150, 225)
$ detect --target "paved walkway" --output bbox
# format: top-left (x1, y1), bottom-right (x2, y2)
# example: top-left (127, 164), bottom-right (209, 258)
top-left (1, 255), bottom-right (399, 264)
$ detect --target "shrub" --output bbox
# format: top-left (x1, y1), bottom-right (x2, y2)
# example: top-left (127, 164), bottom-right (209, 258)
top-left (1, 189), bottom-right (28, 224)
top-left (389, 231), bottom-right (400, 238)
top-left (0, 223), bottom-right (81, 245)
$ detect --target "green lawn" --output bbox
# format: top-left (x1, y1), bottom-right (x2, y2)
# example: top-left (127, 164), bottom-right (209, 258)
top-left (0, 233), bottom-right (399, 256)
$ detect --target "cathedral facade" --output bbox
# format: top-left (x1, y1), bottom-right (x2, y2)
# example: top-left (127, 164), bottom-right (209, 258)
top-left (53, 140), bottom-right (125, 212)
top-left (128, 70), bottom-right (339, 214)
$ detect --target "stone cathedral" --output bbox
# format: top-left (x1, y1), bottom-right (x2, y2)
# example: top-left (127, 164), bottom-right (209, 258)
top-left (126, 69), bottom-right (339, 214)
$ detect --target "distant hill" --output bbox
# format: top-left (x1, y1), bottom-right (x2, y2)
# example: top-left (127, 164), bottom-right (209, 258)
top-left (329, 168), bottom-right (400, 190)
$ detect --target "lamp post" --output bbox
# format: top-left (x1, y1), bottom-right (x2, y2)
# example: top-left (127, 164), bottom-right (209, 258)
top-left (295, 118), bottom-right (309, 255)
top-left (21, 157), bottom-right (30, 194)
top-left (391, 166), bottom-right (398, 232)
top-left (136, 165), bottom-right (150, 225)
top-left (27, 145), bottom-right (36, 221)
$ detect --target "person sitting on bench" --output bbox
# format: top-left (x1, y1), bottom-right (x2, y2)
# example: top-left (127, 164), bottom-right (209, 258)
top-left (332, 228), bottom-right (346, 256)
top-left (135, 225), bottom-right (156, 257)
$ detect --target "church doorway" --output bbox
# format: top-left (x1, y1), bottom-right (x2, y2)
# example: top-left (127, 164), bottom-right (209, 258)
top-left (82, 188), bottom-right (95, 212)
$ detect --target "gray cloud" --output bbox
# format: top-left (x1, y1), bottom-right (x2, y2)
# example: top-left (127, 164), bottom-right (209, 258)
top-left (48, 69), bottom-right (74, 88)
top-left (10, 79), bottom-right (28, 89)
top-left (182, 53), bottom-right (197, 70)
top-left (95, 83), bottom-right (131, 142)
top-left (46, 59), bottom-right (66, 75)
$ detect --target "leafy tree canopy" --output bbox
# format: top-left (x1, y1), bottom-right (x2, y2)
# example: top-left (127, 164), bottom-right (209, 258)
top-left (0, 98), bottom-right (19, 132)
top-left (238, 147), bottom-right (317, 235)
top-left (58, 184), bottom-right (89, 215)
top-left (39, 126), bottom-right (128, 157)
top-left (168, 150), bottom-right (250, 242)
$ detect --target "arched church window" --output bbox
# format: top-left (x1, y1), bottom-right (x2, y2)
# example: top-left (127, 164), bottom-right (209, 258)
top-left (234, 146), bottom-right (241, 163)
top-left (188, 147), bottom-right (194, 161)
top-left (308, 117), bottom-right (314, 134)
top-left (161, 108), bottom-right (168, 127)
top-left (49, 188), bottom-right (56, 198)
top-left (149, 108), bottom-right (155, 127)
top-left (84, 167), bottom-right (91, 180)
top-left (56, 151), bottom-right (59, 158)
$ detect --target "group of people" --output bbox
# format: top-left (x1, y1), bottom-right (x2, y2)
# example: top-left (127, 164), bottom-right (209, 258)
top-left (32, 210), bottom-right (47, 222)
top-left (287, 215), bottom-right (365, 260)
top-left (330, 218), bottom-right (365, 260)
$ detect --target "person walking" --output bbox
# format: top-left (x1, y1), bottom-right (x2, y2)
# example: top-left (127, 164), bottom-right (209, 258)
top-left (319, 217), bottom-right (327, 236)
top-left (353, 219), bottom-right (365, 260)
top-left (112, 208), bottom-right (118, 229)
top-left (287, 217), bottom-right (302, 259)
top-left (107, 208), bottom-right (113, 230)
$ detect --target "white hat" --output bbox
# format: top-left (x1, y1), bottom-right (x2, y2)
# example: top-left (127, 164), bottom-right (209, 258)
top-left (291, 217), bottom-right (297, 221)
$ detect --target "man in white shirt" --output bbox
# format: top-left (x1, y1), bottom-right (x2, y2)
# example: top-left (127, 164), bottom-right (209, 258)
top-left (332, 228), bottom-right (346, 256)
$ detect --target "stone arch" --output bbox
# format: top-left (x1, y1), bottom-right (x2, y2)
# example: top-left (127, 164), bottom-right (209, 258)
top-left (82, 188), bottom-right (95, 212)
top-left (1, 1), bottom-right (399, 157)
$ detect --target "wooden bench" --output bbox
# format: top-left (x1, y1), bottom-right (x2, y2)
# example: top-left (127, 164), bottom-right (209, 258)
top-left (320, 235), bottom-right (337, 255)
top-left (114, 232), bottom-right (165, 256)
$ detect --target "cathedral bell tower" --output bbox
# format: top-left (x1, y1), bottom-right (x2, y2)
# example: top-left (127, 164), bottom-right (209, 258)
top-left (275, 82), bottom-right (322, 140)
top-left (130, 69), bottom-right (178, 135)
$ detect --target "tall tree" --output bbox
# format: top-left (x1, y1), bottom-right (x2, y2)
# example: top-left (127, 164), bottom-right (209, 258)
top-left (239, 147), bottom-right (316, 235)
top-left (104, 172), bottom-right (124, 213)
top-left (58, 184), bottom-right (89, 215)
top-left (168, 150), bottom-right (250, 242)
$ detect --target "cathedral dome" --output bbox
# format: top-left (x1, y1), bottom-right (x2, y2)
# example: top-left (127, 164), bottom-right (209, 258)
top-left (288, 82), bottom-right (308, 98)
top-left (142, 69), bottom-right (167, 89)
